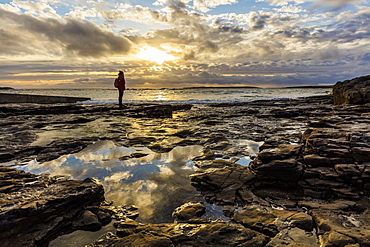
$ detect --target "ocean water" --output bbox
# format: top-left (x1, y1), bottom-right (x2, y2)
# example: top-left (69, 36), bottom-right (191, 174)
top-left (0, 87), bottom-right (331, 104)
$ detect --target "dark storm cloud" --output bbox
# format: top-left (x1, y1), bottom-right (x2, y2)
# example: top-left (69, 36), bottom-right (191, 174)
top-left (0, 9), bottom-right (132, 57)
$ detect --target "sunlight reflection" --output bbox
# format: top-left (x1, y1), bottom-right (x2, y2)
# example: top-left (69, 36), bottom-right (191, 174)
top-left (153, 93), bottom-right (168, 101)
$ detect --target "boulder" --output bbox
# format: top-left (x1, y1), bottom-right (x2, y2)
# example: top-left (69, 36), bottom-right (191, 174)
top-left (172, 202), bottom-right (206, 223)
top-left (0, 168), bottom-right (105, 247)
top-left (72, 210), bottom-right (102, 231)
top-left (333, 75), bottom-right (370, 105)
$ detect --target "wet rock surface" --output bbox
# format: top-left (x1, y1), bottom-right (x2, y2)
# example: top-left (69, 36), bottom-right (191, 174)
top-left (1, 94), bottom-right (370, 246)
top-left (190, 97), bottom-right (370, 246)
top-left (0, 167), bottom-right (105, 247)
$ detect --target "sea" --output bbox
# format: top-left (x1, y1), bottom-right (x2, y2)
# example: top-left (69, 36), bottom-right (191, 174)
top-left (0, 87), bottom-right (332, 104)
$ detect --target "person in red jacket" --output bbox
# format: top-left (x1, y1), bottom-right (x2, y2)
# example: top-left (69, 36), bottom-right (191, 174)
top-left (115, 70), bottom-right (126, 108)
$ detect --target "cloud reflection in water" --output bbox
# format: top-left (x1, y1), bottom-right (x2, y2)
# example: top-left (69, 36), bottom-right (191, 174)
top-left (19, 141), bottom-right (204, 223)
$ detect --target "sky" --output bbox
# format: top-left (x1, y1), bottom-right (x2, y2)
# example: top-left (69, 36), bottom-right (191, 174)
top-left (0, 0), bottom-right (370, 89)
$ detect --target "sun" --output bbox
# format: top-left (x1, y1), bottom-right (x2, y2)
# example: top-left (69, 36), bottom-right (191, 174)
top-left (136, 46), bottom-right (178, 64)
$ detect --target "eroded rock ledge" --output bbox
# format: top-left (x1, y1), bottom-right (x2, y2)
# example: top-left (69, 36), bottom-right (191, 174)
top-left (1, 78), bottom-right (370, 246)
top-left (190, 108), bottom-right (370, 246)
top-left (0, 167), bottom-right (105, 246)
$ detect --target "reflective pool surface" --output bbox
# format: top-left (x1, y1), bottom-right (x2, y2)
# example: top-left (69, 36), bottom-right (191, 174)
top-left (16, 141), bottom-right (204, 223)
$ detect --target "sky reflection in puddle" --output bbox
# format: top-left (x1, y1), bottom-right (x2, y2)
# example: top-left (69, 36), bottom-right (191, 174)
top-left (235, 156), bottom-right (253, 166)
top-left (16, 141), bottom-right (204, 223)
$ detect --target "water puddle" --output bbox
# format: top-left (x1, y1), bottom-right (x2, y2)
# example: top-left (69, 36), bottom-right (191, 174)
top-left (9, 138), bottom-right (263, 246)
top-left (235, 156), bottom-right (253, 166)
top-left (31, 119), bottom-right (114, 146)
top-left (15, 140), bottom-right (204, 223)
top-left (228, 139), bottom-right (263, 166)
top-left (231, 139), bottom-right (263, 156)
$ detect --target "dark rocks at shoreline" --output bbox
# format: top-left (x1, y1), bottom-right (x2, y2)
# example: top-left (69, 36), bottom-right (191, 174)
top-left (190, 97), bottom-right (370, 246)
top-left (1, 90), bottom-right (370, 246)
top-left (333, 74), bottom-right (370, 105)
top-left (0, 93), bottom-right (91, 104)
top-left (90, 202), bottom-right (270, 247)
top-left (0, 167), bottom-right (105, 247)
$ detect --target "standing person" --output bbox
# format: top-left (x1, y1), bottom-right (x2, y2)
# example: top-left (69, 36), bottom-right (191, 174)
top-left (115, 70), bottom-right (126, 108)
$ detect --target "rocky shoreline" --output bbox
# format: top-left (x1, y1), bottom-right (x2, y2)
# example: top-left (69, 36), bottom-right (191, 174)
top-left (1, 77), bottom-right (370, 246)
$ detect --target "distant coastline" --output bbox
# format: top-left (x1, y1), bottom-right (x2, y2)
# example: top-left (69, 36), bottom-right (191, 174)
top-left (183, 85), bottom-right (333, 89)
top-left (183, 86), bottom-right (260, 89)
top-left (0, 87), bottom-right (14, 90)
top-left (282, 85), bottom-right (333, 89)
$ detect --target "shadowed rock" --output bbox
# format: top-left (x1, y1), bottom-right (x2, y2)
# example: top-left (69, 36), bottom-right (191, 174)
top-left (333, 75), bottom-right (370, 105)
top-left (0, 93), bottom-right (90, 104)
top-left (86, 202), bottom-right (271, 246)
top-left (0, 167), bottom-right (105, 247)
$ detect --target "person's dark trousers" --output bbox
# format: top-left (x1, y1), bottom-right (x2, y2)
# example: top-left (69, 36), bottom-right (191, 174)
top-left (118, 90), bottom-right (124, 107)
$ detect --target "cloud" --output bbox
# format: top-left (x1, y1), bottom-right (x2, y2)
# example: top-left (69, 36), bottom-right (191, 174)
top-left (313, 0), bottom-right (363, 8)
top-left (257, 0), bottom-right (306, 6)
top-left (100, 5), bottom-right (170, 25)
top-left (11, 0), bottom-right (60, 18)
top-left (1, 0), bottom-right (369, 89)
top-left (154, 0), bottom-right (238, 12)
top-left (248, 11), bottom-right (270, 30)
top-left (192, 0), bottom-right (239, 12)
top-left (259, 0), bottom-right (362, 8)
top-left (273, 5), bottom-right (306, 13)
top-left (0, 9), bottom-right (132, 57)
top-left (66, 7), bottom-right (97, 19)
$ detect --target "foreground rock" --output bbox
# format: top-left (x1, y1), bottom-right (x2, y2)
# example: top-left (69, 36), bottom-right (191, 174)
top-left (333, 75), bottom-right (370, 105)
top-left (191, 100), bottom-right (370, 246)
top-left (1, 82), bottom-right (370, 246)
top-left (0, 92), bottom-right (91, 104)
top-left (0, 167), bottom-right (105, 246)
top-left (89, 202), bottom-right (270, 247)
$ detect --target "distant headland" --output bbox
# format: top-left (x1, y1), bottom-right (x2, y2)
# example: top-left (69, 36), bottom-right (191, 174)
top-left (183, 86), bottom-right (260, 89)
top-left (282, 85), bottom-right (333, 89)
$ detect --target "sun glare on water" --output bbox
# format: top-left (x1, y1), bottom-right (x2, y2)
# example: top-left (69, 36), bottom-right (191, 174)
top-left (136, 46), bottom-right (178, 64)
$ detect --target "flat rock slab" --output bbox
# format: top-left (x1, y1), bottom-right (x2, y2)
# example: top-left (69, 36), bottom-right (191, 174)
top-left (90, 221), bottom-right (270, 247)
top-left (0, 92), bottom-right (90, 104)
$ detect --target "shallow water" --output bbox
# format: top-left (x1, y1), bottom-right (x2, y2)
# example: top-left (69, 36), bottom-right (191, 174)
top-left (10, 140), bottom-right (242, 247)
top-left (15, 141), bottom-right (204, 223)
top-left (0, 87), bottom-right (330, 104)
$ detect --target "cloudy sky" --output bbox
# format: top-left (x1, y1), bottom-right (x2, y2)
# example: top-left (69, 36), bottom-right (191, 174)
top-left (1, 0), bottom-right (369, 89)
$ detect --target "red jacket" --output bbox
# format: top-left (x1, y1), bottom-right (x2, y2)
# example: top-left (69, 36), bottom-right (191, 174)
top-left (117, 76), bottom-right (126, 90)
